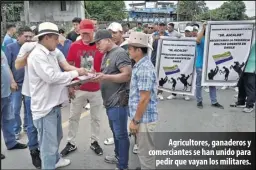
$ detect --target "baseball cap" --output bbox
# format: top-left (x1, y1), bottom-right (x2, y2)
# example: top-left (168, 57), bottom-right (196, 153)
top-left (89, 29), bottom-right (112, 46)
top-left (193, 26), bottom-right (199, 31)
top-left (79, 19), bottom-right (94, 33)
top-left (185, 26), bottom-right (193, 32)
top-left (107, 22), bottom-right (123, 32)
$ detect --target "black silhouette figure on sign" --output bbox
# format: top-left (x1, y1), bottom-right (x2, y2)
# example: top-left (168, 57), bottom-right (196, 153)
top-left (158, 76), bottom-right (168, 95)
top-left (219, 66), bottom-right (230, 81)
top-left (230, 61), bottom-right (245, 77)
top-left (208, 66), bottom-right (219, 80)
top-left (177, 73), bottom-right (192, 91)
top-left (168, 78), bottom-right (177, 91)
top-left (159, 76), bottom-right (168, 87)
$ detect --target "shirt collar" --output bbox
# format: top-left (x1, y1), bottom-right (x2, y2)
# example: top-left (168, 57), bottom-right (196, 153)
top-left (133, 55), bottom-right (149, 68)
top-left (37, 43), bottom-right (57, 56)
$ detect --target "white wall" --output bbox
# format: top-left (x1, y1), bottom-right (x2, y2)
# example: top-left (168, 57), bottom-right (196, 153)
top-left (27, 1), bottom-right (84, 22)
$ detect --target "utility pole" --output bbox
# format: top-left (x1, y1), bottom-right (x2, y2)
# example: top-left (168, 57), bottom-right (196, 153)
top-left (176, 0), bottom-right (179, 22)
top-left (24, 1), bottom-right (30, 25)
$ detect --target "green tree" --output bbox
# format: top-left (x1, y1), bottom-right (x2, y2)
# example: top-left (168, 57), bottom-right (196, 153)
top-left (218, 1), bottom-right (246, 20)
top-left (177, 1), bottom-right (209, 21)
top-left (195, 1), bottom-right (248, 21)
top-left (85, 1), bottom-right (127, 21)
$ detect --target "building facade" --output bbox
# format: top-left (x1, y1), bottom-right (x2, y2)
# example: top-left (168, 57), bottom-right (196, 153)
top-left (126, 2), bottom-right (177, 23)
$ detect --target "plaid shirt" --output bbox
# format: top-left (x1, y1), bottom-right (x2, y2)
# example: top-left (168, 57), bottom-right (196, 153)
top-left (129, 56), bottom-right (158, 123)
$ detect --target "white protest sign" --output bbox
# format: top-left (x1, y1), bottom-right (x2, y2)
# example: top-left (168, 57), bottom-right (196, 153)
top-left (156, 37), bottom-right (197, 96)
top-left (202, 20), bottom-right (255, 86)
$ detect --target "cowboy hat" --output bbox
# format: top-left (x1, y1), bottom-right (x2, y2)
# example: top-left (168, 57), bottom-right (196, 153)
top-left (32, 22), bottom-right (65, 41)
top-left (127, 32), bottom-right (153, 50)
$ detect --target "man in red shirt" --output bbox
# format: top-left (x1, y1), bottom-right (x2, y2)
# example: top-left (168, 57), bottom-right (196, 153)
top-left (60, 19), bottom-right (104, 156)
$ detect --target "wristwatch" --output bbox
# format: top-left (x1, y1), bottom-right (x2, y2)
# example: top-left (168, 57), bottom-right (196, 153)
top-left (132, 118), bottom-right (140, 125)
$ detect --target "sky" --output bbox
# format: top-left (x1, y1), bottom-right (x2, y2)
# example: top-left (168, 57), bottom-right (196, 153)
top-left (125, 1), bottom-right (255, 17)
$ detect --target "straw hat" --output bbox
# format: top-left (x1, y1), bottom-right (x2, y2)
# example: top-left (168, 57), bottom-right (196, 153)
top-left (32, 22), bottom-right (65, 41)
top-left (127, 32), bottom-right (153, 50)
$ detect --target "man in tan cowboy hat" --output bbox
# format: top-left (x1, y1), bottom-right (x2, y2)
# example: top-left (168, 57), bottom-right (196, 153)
top-left (27, 22), bottom-right (86, 169)
top-left (127, 32), bottom-right (158, 169)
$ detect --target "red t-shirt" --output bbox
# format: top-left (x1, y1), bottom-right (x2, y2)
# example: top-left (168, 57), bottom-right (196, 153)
top-left (67, 40), bottom-right (104, 91)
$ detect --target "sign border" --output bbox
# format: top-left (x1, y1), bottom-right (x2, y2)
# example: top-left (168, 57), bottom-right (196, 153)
top-left (202, 20), bottom-right (255, 86)
top-left (155, 36), bottom-right (197, 96)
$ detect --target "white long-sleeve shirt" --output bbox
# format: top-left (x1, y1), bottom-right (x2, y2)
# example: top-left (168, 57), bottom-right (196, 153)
top-left (27, 43), bottom-right (79, 120)
top-left (17, 42), bottom-right (66, 97)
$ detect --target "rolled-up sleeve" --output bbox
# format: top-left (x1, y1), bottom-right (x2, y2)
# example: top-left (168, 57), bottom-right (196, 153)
top-left (31, 54), bottom-right (78, 85)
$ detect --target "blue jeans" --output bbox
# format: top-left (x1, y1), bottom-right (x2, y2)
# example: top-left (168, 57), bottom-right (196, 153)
top-left (11, 88), bottom-right (28, 134)
top-left (24, 96), bottom-right (39, 150)
top-left (33, 107), bottom-right (63, 169)
top-left (1, 96), bottom-right (18, 149)
top-left (107, 106), bottom-right (130, 170)
top-left (196, 68), bottom-right (217, 104)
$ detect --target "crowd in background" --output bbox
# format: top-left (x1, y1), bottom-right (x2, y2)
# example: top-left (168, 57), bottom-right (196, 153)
top-left (1, 16), bottom-right (255, 170)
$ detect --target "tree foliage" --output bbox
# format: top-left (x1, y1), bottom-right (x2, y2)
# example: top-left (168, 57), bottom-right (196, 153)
top-left (85, 1), bottom-right (127, 21)
top-left (195, 1), bottom-right (248, 21)
top-left (177, 1), bottom-right (209, 21)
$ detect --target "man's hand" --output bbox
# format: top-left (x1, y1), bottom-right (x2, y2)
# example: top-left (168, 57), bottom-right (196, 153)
top-left (77, 68), bottom-right (88, 76)
top-left (10, 81), bottom-right (18, 92)
top-left (203, 22), bottom-right (207, 30)
top-left (91, 72), bottom-right (106, 82)
top-left (129, 121), bottom-right (140, 135)
top-left (68, 87), bottom-right (76, 99)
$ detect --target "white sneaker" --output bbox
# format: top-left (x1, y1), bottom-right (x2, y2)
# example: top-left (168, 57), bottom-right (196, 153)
top-left (204, 88), bottom-right (209, 93)
top-left (234, 87), bottom-right (238, 92)
top-left (85, 103), bottom-right (90, 110)
top-left (133, 144), bottom-right (138, 154)
top-left (221, 86), bottom-right (228, 90)
top-left (56, 158), bottom-right (71, 168)
top-left (104, 137), bottom-right (114, 145)
top-left (167, 95), bottom-right (176, 100)
top-left (157, 94), bottom-right (164, 100)
top-left (243, 107), bottom-right (254, 113)
top-left (184, 96), bottom-right (190, 101)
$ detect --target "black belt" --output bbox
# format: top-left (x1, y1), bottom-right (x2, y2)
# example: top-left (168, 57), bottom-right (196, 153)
top-left (54, 104), bottom-right (62, 108)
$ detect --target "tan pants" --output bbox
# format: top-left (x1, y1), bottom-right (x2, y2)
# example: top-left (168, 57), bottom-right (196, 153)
top-left (137, 121), bottom-right (157, 169)
top-left (67, 90), bottom-right (103, 144)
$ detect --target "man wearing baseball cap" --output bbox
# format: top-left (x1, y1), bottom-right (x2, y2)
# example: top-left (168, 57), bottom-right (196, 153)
top-left (151, 22), bottom-right (168, 66)
top-left (60, 19), bottom-right (105, 157)
top-left (107, 22), bottom-right (125, 47)
top-left (90, 29), bottom-right (132, 170)
top-left (184, 26), bottom-right (193, 37)
top-left (192, 24), bottom-right (199, 37)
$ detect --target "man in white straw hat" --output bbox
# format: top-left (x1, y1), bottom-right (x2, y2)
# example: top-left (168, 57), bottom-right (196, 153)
top-left (15, 24), bottom-right (87, 168)
top-left (127, 32), bottom-right (158, 169)
top-left (27, 22), bottom-right (86, 169)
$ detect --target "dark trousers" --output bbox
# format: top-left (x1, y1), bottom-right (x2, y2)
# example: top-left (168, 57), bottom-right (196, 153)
top-left (237, 73), bottom-right (256, 108)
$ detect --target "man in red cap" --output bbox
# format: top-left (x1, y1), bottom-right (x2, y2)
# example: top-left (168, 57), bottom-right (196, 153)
top-left (60, 19), bottom-right (104, 156)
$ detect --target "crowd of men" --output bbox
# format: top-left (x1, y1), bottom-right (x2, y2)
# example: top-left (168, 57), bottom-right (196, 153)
top-left (1, 16), bottom-right (255, 170)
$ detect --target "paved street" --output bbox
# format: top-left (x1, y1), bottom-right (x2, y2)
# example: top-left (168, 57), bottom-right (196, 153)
top-left (1, 88), bottom-right (255, 169)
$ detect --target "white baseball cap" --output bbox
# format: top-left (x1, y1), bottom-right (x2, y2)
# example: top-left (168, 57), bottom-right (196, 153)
top-left (193, 26), bottom-right (199, 31)
top-left (185, 26), bottom-right (193, 32)
top-left (107, 22), bottom-right (123, 32)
